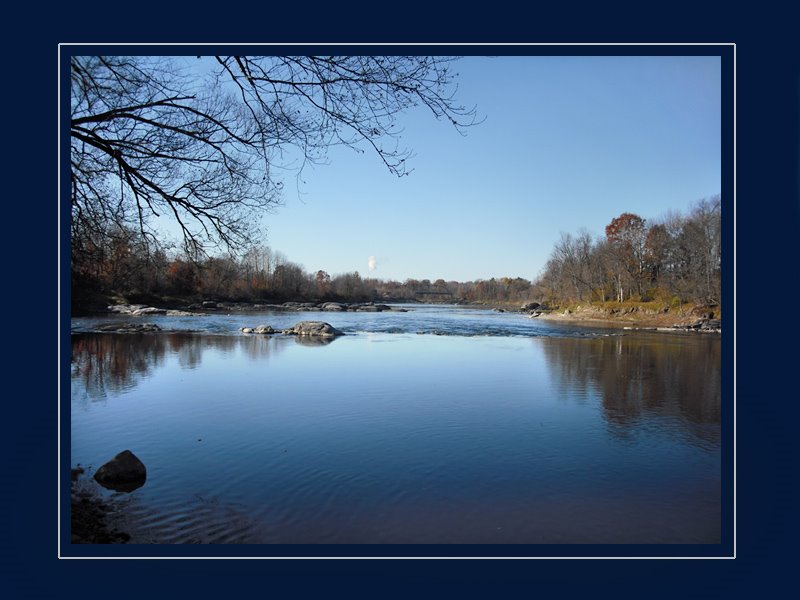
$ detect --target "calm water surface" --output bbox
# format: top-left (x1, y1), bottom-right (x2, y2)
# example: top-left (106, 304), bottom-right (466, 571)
top-left (70, 305), bottom-right (721, 544)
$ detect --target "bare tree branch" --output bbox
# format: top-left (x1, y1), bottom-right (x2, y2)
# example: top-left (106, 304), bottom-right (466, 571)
top-left (71, 55), bottom-right (480, 260)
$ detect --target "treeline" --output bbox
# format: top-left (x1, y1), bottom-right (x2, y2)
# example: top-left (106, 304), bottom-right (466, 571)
top-left (72, 228), bottom-right (535, 306)
top-left (534, 196), bottom-right (721, 307)
top-left (72, 195), bottom-right (720, 310)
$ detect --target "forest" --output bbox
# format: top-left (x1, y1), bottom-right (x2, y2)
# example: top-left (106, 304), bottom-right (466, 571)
top-left (535, 195), bottom-right (721, 308)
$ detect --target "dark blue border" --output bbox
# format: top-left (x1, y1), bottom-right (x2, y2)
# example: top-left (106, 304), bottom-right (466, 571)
top-left (2, 2), bottom-right (793, 588)
top-left (58, 43), bottom-right (735, 561)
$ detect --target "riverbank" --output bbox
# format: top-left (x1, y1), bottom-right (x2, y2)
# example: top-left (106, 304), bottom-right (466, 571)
top-left (535, 303), bottom-right (720, 329)
top-left (480, 300), bottom-right (722, 332)
top-left (70, 290), bottom-right (420, 317)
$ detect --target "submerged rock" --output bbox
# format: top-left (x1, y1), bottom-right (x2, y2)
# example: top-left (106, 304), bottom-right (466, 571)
top-left (282, 321), bottom-right (344, 338)
top-left (93, 450), bottom-right (147, 492)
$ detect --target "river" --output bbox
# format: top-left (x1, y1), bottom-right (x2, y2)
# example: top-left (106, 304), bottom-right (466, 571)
top-left (69, 304), bottom-right (721, 544)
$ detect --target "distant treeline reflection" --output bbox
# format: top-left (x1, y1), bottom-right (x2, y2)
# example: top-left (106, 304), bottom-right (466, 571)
top-left (71, 332), bottom-right (720, 450)
top-left (71, 333), bottom-right (302, 399)
top-left (541, 335), bottom-right (720, 448)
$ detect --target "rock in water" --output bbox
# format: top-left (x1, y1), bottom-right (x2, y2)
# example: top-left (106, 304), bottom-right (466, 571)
top-left (321, 302), bottom-right (345, 311)
top-left (93, 450), bottom-right (147, 492)
top-left (283, 321), bottom-right (344, 337)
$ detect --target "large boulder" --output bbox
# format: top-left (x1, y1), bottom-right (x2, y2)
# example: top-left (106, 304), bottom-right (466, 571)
top-left (282, 321), bottom-right (344, 338)
top-left (321, 302), bottom-right (345, 311)
top-left (355, 303), bottom-right (392, 312)
top-left (521, 302), bottom-right (540, 311)
top-left (93, 450), bottom-right (147, 492)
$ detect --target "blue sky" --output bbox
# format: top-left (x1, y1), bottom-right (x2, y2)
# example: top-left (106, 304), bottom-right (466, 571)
top-left (223, 55), bottom-right (721, 282)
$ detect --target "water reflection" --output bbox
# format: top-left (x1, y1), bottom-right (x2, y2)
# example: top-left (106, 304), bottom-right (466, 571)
top-left (70, 328), bottom-right (721, 544)
top-left (72, 334), bottom-right (168, 399)
top-left (71, 333), bottom-right (293, 399)
top-left (541, 334), bottom-right (721, 448)
top-left (292, 335), bottom-right (336, 347)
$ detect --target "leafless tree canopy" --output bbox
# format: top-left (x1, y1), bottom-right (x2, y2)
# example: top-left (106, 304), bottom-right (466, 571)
top-left (70, 55), bottom-right (478, 256)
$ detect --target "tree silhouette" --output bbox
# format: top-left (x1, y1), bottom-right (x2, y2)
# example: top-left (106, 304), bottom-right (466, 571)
top-left (70, 55), bottom-right (479, 258)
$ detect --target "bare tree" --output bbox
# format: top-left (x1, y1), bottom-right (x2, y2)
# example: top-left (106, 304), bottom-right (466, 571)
top-left (682, 195), bottom-right (722, 304)
top-left (71, 55), bottom-right (479, 258)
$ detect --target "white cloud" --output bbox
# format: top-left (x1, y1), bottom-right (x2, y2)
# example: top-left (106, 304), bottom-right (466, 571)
top-left (368, 256), bottom-right (377, 272)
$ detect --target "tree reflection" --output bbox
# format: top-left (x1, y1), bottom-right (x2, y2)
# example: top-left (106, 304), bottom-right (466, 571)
top-left (541, 334), bottom-right (721, 447)
top-left (71, 333), bottom-right (170, 399)
top-left (71, 333), bottom-right (292, 399)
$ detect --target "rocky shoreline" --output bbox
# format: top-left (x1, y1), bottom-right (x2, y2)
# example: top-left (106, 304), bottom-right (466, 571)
top-left (104, 300), bottom-right (406, 316)
top-left (85, 299), bottom-right (721, 335)
top-left (524, 302), bottom-right (721, 333)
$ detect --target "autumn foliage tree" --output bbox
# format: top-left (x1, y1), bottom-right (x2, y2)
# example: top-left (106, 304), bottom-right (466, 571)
top-left (605, 212), bottom-right (648, 301)
top-left (536, 196), bottom-right (721, 308)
